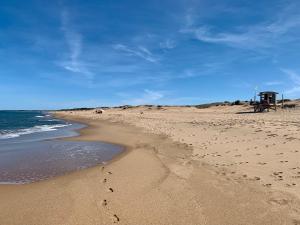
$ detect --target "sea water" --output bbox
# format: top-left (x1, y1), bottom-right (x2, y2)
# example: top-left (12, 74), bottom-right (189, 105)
top-left (0, 111), bottom-right (123, 184)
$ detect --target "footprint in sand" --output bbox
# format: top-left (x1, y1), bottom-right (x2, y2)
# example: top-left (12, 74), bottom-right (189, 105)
top-left (112, 214), bottom-right (120, 223)
top-left (108, 187), bottom-right (114, 192)
top-left (293, 219), bottom-right (300, 225)
top-left (274, 171), bottom-right (283, 175)
top-left (291, 167), bottom-right (300, 170)
top-left (107, 171), bottom-right (112, 175)
top-left (103, 178), bottom-right (107, 183)
top-left (285, 183), bottom-right (297, 187)
top-left (254, 176), bottom-right (261, 181)
top-left (102, 199), bottom-right (108, 207)
top-left (268, 198), bottom-right (290, 206)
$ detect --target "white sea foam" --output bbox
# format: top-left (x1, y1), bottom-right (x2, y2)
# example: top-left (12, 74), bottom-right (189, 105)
top-left (0, 124), bottom-right (71, 140)
top-left (0, 181), bottom-right (27, 185)
top-left (36, 115), bottom-right (51, 118)
top-left (0, 133), bottom-right (20, 139)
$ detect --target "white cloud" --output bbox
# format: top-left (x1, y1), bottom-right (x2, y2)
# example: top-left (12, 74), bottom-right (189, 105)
top-left (60, 10), bottom-right (93, 78)
top-left (181, 6), bottom-right (300, 50)
top-left (286, 86), bottom-right (300, 95)
top-left (281, 69), bottom-right (300, 84)
top-left (265, 81), bottom-right (282, 86)
top-left (181, 26), bottom-right (252, 48)
top-left (281, 68), bottom-right (300, 95)
top-left (113, 44), bottom-right (158, 63)
top-left (121, 89), bottom-right (164, 105)
top-left (160, 39), bottom-right (176, 49)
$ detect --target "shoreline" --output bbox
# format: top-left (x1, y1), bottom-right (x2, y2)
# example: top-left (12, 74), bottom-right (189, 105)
top-left (0, 110), bottom-right (300, 224)
top-left (0, 114), bottom-right (123, 185)
top-left (56, 114), bottom-right (131, 169)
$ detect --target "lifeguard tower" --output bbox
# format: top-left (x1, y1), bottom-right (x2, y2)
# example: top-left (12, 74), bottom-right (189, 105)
top-left (254, 91), bottom-right (278, 112)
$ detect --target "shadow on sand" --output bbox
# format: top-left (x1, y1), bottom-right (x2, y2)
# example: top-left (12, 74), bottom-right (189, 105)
top-left (236, 111), bottom-right (256, 114)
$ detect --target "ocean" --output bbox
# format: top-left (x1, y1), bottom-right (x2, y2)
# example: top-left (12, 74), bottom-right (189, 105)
top-left (0, 111), bottom-right (123, 184)
top-left (0, 110), bottom-right (71, 140)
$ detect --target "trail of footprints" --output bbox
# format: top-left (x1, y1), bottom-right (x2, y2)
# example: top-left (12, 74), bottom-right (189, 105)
top-left (192, 124), bottom-right (300, 190)
top-left (101, 167), bottom-right (120, 223)
top-left (179, 116), bottom-right (300, 194)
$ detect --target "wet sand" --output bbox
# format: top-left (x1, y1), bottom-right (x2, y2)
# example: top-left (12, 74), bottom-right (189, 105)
top-left (0, 140), bottom-right (123, 184)
top-left (1, 106), bottom-right (300, 224)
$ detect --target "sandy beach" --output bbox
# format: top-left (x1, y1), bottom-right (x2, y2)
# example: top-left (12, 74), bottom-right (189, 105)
top-left (1, 105), bottom-right (300, 225)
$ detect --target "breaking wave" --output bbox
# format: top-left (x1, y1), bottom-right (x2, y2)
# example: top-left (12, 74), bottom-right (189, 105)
top-left (0, 124), bottom-right (70, 139)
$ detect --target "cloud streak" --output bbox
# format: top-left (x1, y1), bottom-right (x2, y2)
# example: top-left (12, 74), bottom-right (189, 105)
top-left (60, 10), bottom-right (93, 78)
top-left (113, 44), bottom-right (158, 63)
top-left (265, 81), bottom-right (282, 86)
top-left (181, 5), bottom-right (300, 50)
top-left (120, 89), bottom-right (164, 105)
top-left (281, 69), bottom-right (300, 95)
top-left (159, 39), bottom-right (176, 49)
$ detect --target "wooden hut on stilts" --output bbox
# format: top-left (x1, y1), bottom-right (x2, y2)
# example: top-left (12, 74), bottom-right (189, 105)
top-left (253, 91), bottom-right (278, 112)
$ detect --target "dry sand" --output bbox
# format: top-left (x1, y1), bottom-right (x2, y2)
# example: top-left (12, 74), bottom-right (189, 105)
top-left (1, 105), bottom-right (300, 224)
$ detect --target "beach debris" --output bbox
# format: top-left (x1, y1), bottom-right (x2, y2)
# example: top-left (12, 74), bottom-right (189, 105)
top-left (95, 109), bottom-right (104, 114)
top-left (121, 105), bottom-right (132, 110)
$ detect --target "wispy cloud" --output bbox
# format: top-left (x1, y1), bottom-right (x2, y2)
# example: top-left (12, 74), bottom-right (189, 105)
top-left (120, 89), bottom-right (164, 105)
top-left (281, 68), bottom-right (300, 95)
top-left (60, 10), bottom-right (93, 78)
top-left (265, 81), bottom-right (282, 86)
top-left (180, 5), bottom-right (300, 50)
top-left (159, 39), bottom-right (176, 49)
top-left (181, 26), bottom-right (253, 48)
top-left (113, 44), bottom-right (158, 63)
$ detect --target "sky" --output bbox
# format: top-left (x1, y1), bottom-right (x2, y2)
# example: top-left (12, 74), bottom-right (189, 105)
top-left (1, 0), bottom-right (300, 109)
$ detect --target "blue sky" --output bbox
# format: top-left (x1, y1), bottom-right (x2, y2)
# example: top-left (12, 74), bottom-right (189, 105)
top-left (1, 0), bottom-right (300, 109)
